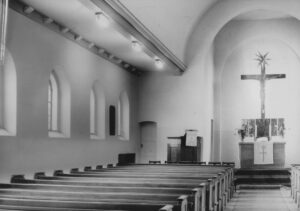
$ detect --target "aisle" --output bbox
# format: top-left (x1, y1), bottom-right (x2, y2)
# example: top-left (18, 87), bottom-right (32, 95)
top-left (225, 188), bottom-right (299, 211)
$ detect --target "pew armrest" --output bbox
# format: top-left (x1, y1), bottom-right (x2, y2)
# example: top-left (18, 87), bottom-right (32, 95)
top-left (96, 165), bottom-right (103, 169)
top-left (84, 166), bottom-right (92, 171)
top-left (159, 205), bottom-right (173, 211)
top-left (34, 172), bottom-right (46, 179)
top-left (177, 195), bottom-right (188, 211)
top-left (10, 175), bottom-right (25, 183)
top-left (70, 168), bottom-right (79, 173)
top-left (53, 170), bottom-right (63, 176)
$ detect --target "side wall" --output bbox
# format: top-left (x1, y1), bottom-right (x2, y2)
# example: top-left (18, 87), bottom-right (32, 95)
top-left (138, 47), bottom-right (215, 162)
top-left (0, 9), bottom-right (139, 181)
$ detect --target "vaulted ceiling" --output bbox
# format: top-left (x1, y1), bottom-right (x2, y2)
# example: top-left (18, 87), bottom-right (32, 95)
top-left (16, 0), bottom-right (293, 75)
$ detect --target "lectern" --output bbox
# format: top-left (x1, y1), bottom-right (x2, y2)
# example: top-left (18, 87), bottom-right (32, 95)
top-left (167, 133), bottom-right (202, 163)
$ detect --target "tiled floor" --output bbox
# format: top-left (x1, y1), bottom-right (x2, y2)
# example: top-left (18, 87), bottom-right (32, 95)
top-left (225, 188), bottom-right (299, 211)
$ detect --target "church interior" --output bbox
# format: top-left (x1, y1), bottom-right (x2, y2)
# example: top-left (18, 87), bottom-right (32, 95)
top-left (1, 0), bottom-right (300, 210)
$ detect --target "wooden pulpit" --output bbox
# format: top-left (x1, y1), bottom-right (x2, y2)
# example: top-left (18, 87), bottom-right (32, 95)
top-left (167, 134), bottom-right (203, 163)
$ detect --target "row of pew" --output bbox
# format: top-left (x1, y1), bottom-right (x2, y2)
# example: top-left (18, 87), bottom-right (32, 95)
top-left (0, 163), bottom-right (235, 211)
top-left (291, 164), bottom-right (300, 207)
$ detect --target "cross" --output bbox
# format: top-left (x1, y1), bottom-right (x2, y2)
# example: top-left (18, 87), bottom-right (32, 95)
top-left (241, 52), bottom-right (286, 119)
top-left (260, 145), bottom-right (267, 162)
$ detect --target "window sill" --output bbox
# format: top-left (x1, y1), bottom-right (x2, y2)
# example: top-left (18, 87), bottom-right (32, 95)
top-left (90, 134), bottom-right (105, 140)
top-left (49, 131), bottom-right (69, 138)
top-left (0, 129), bottom-right (15, 136)
top-left (117, 135), bottom-right (129, 141)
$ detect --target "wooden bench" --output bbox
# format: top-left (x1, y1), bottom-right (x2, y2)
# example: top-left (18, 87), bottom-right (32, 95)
top-left (9, 175), bottom-right (198, 211)
top-left (0, 197), bottom-right (180, 211)
top-left (101, 164), bottom-right (234, 202)
top-left (57, 164), bottom-right (233, 211)
top-left (58, 169), bottom-right (226, 210)
top-left (55, 164), bottom-right (230, 211)
top-left (4, 164), bottom-right (234, 211)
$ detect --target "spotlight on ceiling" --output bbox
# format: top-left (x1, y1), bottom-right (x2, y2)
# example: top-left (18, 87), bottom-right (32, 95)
top-left (131, 40), bottom-right (142, 52)
top-left (95, 12), bottom-right (109, 27)
top-left (155, 58), bottom-right (163, 69)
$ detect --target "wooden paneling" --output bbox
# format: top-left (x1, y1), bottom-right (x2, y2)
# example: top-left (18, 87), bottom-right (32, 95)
top-left (167, 137), bottom-right (202, 163)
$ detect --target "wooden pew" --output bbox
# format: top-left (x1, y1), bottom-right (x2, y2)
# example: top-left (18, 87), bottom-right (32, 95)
top-left (0, 197), bottom-right (180, 211)
top-left (11, 174), bottom-right (209, 211)
top-left (36, 174), bottom-right (208, 211)
top-left (86, 163), bottom-right (234, 211)
top-left (95, 163), bottom-right (234, 208)
top-left (58, 169), bottom-right (225, 211)
top-left (0, 205), bottom-right (126, 211)
top-left (57, 164), bottom-right (231, 211)
top-left (2, 178), bottom-right (205, 211)
top-left (55, 165), bottom-right (228, 211)
top-left (96, 164), bottom-right (234, 204)
top-left (6, 164), bottom-right (234, 211)
top-left (8, 175), bottom-right (195, 211)
top-left (114, 163), bottom-right (234, 200)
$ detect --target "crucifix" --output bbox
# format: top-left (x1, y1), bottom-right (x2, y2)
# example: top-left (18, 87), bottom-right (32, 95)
top-left (260, 145), bottom-right (267, 162)
top-left (241, 52), bottom-right (286, 119)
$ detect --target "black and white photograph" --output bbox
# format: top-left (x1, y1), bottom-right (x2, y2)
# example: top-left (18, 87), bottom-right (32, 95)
top-left (0, 0), bottom-right (299, 210)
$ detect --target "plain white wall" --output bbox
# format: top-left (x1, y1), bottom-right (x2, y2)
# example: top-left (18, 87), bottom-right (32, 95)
top-left (138, 46), bottom-right (215, 162)
top-left (0, 9), bottom-right (139, 182)
top-left (214, 18), bottom-right (300, 167)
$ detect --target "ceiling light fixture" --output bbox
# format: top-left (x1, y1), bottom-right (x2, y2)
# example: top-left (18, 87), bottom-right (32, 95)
top-left (155, 58), bottom-right (163, 69)
top-left (95, 12), bottom-right (109, 27)
top-left (131, 40), bottom-right (142, 52)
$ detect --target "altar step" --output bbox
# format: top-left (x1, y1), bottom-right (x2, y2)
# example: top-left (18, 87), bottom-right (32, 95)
top-left (238, 184), bottom-right (283, 189)
top-left (234, 168), bottom-right (291, 189)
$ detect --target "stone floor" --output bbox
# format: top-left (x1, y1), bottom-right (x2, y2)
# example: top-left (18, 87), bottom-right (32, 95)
top-left (225, 187), bottom-right (299, 211)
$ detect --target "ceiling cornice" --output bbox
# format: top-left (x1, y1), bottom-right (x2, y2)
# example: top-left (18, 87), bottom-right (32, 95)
top-left (90, 0), bottom-right (187, 74)
top-left (10, 0), bottom-right (141, 75)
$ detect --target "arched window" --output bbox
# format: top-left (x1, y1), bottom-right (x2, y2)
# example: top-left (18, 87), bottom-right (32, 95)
top-left (90, 81), bottom-right (105, 139)
top-left (90, 88), bottom-right (96, 136)
top-left (48, 68), bottom-right (70, 138)
top-left (117, 91), bottom-right (129, 140)
top-left (48, 73), bottom-right (58, 132)
top-left (0, 49), bottom-right (16, 136)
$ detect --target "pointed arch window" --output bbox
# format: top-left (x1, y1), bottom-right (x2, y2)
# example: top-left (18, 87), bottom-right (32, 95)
top-left (0, 50), bottom-right (16, 136)
top-left (48, 68), bottom-right (70, 138)
top-left (48, 73), bottom-right (58, 132)
top-left (90, 88), bottom-right (96, 136)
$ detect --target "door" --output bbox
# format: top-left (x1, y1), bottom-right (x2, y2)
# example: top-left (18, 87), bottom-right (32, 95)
top-left (139, 121), bottom-right (157, 163)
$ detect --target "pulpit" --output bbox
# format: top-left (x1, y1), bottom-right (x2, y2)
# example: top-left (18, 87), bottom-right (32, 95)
top-left (239, 142), bottom-right (285, 168)
top-left (167, 133), bottom-right (203, 163)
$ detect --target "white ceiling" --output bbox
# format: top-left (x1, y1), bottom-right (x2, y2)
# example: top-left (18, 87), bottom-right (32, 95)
top-left (19, 1), bottom-right (293, 74)
top-left (21, 0), bottom-right (164, 73)
top-left (119, 0), bottom-right (220, 61)
top-left (234, 10), bottom-right (292, 21)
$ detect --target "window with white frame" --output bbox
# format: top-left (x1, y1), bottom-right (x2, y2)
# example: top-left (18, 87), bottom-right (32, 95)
top-left (90, 88), bottom-right (96, 136)
top-left (48, 68), bottom-right (70, 138)
top-left (48, 72), bottom-right (58, 132)
top-left (0, 50), bottom-right (16, 136)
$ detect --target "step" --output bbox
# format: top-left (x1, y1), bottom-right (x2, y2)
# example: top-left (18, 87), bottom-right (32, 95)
top-left (235, 178), bottom-right (291, 183)
top-left (235, 168), bottom-right (291, 175)
top-left (237, 184), bottom-right (284, 189)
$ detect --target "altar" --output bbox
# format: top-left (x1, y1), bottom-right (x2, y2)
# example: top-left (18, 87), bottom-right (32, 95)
top-left (239, 142), bottom-right (285, 168)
